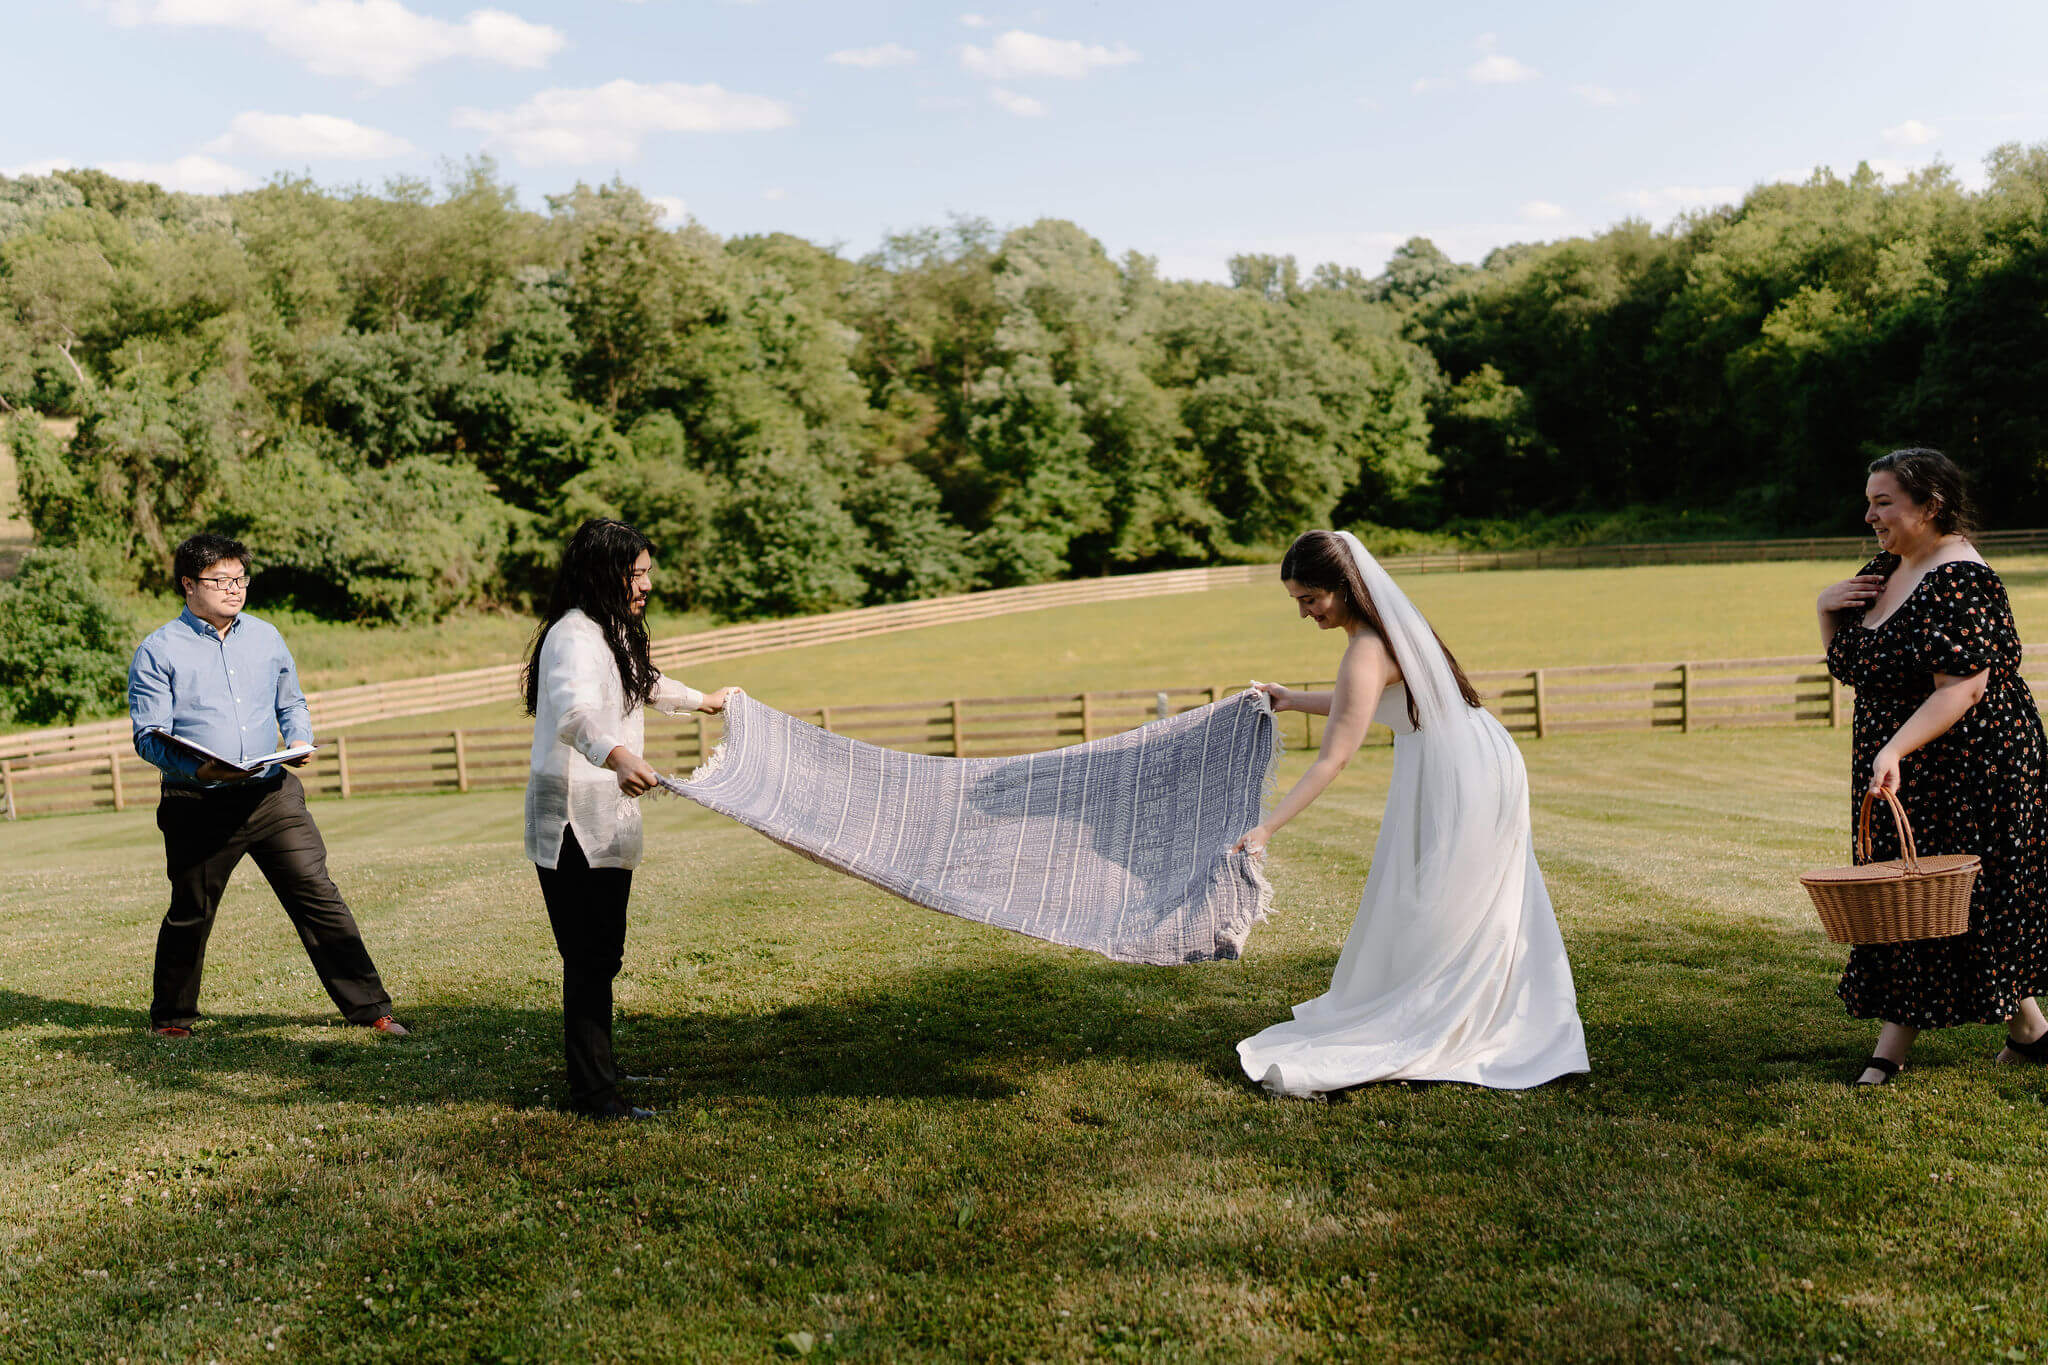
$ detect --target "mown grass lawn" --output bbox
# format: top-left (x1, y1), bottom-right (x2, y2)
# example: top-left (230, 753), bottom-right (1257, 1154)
top-left (5, 726), bottom-right (2046, 1362)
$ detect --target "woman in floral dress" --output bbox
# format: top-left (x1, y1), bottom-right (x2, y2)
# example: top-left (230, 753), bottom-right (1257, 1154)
top-left (1819, 448), bottom-right (2048, 1085)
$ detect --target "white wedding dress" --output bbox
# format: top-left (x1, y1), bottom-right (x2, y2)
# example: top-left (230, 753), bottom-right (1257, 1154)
top-left (1237, 534), bottom-right (1589, 1095)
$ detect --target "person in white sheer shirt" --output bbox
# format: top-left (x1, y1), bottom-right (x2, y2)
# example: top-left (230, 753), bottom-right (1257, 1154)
top-left (521, 519), bottom-right (733, 1120)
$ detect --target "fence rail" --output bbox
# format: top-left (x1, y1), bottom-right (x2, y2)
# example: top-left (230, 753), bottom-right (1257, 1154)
top-left (11, 650), bottom-right (2045, 820)
top-left (14, 530), bottom-right (2043, 766)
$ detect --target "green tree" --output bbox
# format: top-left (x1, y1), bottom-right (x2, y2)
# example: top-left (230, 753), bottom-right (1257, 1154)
top-left (219, 442), bottom-right (524, 621)
top-left (545, 413), bottom-right (719, 611)
top-left (699, 453), bottom-right (867, 619)
top-left (846, 461), bottom-right (978, 603)
top-left (298, 323), bottom-right (465, 464)
top-left (553, 181), bottom-right (719, 418)
top-left (1372, 237), bottom-right (1474, 306)
top-left (0, 548), bottom-right (133, 724)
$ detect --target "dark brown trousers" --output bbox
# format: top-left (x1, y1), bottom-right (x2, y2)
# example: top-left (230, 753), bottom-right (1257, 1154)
top-left (151, 772), bottom-right (392, 1028)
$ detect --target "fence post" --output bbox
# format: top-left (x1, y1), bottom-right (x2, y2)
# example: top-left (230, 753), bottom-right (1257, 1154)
top-left (1532, 669), bottom-right (1547, 739)
top-left (951, 699), bottom-right (964, 757)
top-left (1829, 675), bottom-right (1843, 728)
top-left (108, 744), bottom-right (125, 812)
top-left (1081, 693), bottom-right (1095, 743)
top-left (1155, 691), bottom-right (1169, 721)
top-left (453, 730), bottom-right (470, 793)
top-left (820, 706), bottom-right (833, 734)
top-left (337, 735), bottom-right (353, 799)
top-left (1, 759), bottom-right (14, 820)
top-left (1679, 663), bottom-right (1694, 734)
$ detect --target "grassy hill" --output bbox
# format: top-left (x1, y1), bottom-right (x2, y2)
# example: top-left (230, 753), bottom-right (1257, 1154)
top-left (3, 728), bottom-right (2045, 1360)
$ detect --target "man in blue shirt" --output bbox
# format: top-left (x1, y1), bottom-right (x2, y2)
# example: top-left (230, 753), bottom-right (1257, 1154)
top-left (129, 533), bottom-right (407, 1038)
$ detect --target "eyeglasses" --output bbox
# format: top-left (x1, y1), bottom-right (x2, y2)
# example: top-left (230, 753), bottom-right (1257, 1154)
top-left (195, 574), bottom-right (252, 589)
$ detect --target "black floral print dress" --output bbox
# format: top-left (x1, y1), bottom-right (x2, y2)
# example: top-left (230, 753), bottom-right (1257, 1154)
top-left (1826, 554), bottom-right (2048, 1026)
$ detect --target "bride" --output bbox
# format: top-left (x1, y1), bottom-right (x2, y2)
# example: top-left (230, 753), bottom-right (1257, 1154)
top-left (1232, 530), bottom-right (1589, 1094)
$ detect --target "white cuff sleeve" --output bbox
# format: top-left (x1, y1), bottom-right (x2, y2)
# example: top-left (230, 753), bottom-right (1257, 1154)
top-left (652, 673), bottom-right (704, 715)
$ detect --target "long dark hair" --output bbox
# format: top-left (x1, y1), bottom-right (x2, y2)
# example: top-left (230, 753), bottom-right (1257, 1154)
top-left (1281, 530), bottom-right (1485, 728)
top-left (523, 519), bottom-right (659, 717)
top-left (1867, 447), bottom-right (1974, 538)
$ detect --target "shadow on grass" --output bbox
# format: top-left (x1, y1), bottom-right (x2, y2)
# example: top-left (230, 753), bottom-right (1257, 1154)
top-left (0, 903), bottom-right (1900, 1120)
top-left (0, 953), bottom-right (1307, 1111)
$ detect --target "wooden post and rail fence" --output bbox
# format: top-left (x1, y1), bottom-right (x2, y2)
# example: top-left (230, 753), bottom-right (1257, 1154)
top-left (1, 650), bottom-right (2015, 820)
top-left (8, 528), bottom-right (2048, 819)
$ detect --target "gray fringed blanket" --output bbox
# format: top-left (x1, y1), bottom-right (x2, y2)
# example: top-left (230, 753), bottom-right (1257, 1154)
top-left (660, 689), bottom-right (1280, 964)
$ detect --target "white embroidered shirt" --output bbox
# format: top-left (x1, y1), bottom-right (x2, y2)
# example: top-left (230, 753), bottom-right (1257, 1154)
top-left (524, 608), bottom-right (703, 870)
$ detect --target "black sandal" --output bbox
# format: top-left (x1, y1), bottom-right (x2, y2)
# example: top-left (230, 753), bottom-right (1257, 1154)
top-left (1999, 1031), bottom-right (2048, 1065)
top-left (1854, 1056), bottom-right (1903, 1086)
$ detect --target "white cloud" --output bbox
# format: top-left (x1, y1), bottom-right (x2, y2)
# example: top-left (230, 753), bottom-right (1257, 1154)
top-left (106, 0), bottom-right (564, 87)
top-left (1469, 53), bottom-right (1538, 83)
top-left (649, 194), bottom-right (688, 225)
top-left (917, 94), bottom-right (974, 112)
top-left (1882, 119), bottom-right (1938, 147)
top-left (1410, 76), bottom-right (1452, 94)
top-left (1572, 83), bottom-right (1636, 106)
top-left (1519, 200), bottom-right (1565, 222)
top-left (989, 87), bottom-right (1047, 117)
top-left (960, 30), bottom-right (1138, 79)
top-left (203, 111), bottom-right (415, 161)
top-left (1612, 184), bottom-right (1743, 217)
top-left (828, 42), bottom-right (916, 68)
top-left (1467, 31), bottom-right (1537, 84)
top-left (762, 187), bottom-right (788, 201)
top-left (453, 79), bottom-right (797, 166)
top-left (959, 12), bottom-right (990, 26)
top-left (84, 155), bottom-right (258, 194)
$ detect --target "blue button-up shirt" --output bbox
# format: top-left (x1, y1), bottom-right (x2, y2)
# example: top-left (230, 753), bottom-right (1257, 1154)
top-left (129, 608), bottom-right (314, 788)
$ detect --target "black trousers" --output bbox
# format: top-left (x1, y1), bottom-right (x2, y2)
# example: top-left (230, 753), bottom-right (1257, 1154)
top-left (152, 771), bottom-right (392, 1028)
top-left (534, 826), bottom-right (633, 1112)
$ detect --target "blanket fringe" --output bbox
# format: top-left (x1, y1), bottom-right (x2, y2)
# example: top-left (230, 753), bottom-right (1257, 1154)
top-left (685, 738), bottom-right (732, 784)
top-left (661, 687), bottom-right (748, 790)
top-left (1216, 684), bottom-right (1286, 954)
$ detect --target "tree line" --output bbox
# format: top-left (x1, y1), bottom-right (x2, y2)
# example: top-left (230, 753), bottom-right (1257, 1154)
top-left (4, 146), bottom-right (2047, 644)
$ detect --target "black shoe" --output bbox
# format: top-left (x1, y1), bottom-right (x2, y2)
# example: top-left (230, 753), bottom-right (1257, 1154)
top-left (1998, 1030), bottom-right (2048, 1065)
top-left (580, 1098), bottom-right (656, 1122)
top-left (1854, 1056), bottom-right (1903, 1086)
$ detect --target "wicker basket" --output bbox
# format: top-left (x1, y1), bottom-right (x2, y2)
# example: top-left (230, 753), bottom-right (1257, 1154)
top-left (1800, 788), bottom-right (1978, 945)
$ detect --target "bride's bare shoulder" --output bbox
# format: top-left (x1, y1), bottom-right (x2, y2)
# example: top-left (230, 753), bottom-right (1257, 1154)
top-left (1338, 628), bottom-right (1401, 684)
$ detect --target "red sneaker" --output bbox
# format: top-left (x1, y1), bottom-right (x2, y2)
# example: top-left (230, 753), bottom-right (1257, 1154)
top-left (369, 1015), bottom-right (410, 1036)
top-left (150, 1024), bottom-right (192, 1038)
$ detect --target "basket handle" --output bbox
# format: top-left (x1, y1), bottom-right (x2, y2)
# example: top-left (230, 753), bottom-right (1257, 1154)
top-left (1856, 787), bottom-right (1921, 872)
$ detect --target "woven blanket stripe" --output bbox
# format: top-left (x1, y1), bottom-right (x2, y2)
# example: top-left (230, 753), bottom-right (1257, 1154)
top-left (665, 689), bottom-right (1280, 964)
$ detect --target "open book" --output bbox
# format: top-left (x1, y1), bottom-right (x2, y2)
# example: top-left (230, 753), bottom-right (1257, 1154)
top-left (145, 728), bottom-right (316, 773)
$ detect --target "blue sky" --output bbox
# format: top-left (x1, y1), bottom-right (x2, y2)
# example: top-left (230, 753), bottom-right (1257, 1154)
top-left (6, 1), bottom-right (2046, 279)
